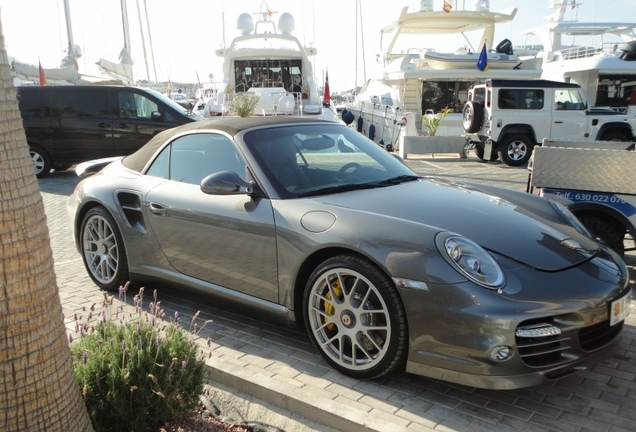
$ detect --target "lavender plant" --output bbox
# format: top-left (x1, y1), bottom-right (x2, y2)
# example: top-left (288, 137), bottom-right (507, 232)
top-left (71, 284), bottom-right (210, 432)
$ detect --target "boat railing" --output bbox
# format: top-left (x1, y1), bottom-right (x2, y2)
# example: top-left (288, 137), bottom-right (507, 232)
top-left (219, 90), bottom-right (305, 117)
top-left (556, 42), bottom-right (620, 60)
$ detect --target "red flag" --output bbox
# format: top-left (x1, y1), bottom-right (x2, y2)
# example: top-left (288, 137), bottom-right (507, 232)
top-left (323, 70), bottom-right (331, 105)
top-left (443, 1), bottom-right (452, 13)
top-left (38, 59), bottom-right (47, 86)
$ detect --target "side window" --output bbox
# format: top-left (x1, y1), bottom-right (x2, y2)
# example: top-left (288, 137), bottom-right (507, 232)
top-left (145, 146), bottom-right (170, 179)
top-left (498, 90), bottom-right (518, 109)
top-left (525, 90), bottom-right (544, 109)
top-left (555, 89), bottom-right (585, 110)
top-left (117, 91), bottom-right (159, 119)
top-left (497, 89), bottom-right (543, 109)
top-left (53, 89), bottom-right (109, 118)
top-left (169, 134), bottom-right (246, 185)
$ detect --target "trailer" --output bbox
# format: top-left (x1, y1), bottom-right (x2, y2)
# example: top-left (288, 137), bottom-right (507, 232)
top-left (528, 138), bottom-right (636, 255)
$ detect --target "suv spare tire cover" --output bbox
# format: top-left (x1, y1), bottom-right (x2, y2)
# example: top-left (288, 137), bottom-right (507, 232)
top-left (463, 101), bottom-right (484, 133)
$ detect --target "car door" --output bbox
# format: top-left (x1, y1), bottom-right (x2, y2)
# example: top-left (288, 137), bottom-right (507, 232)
top-left (111, 89), bottom-right (169, 156)
top-left (551, 88), bottom-right (589, 140)
top-left (51, 87), bottom-right (113, 162)
top-left (144, 133), bottom-right (279, 302)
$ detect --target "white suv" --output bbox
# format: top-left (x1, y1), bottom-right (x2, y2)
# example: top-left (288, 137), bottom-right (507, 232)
top-left (463, 79), bottom-right (636, 166)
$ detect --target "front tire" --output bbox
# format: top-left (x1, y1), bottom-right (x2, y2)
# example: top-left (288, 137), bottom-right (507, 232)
top-left (303, 254), bottom-right (408, 379)
top-left (80, 207), bottom-right (130, 291)
top-left (579, 215), bottom-right (625, 255)
top-left (600, 131), bottom-right (629, 142)
top-left (497, 134), bottom-right (534, 166)
top-left (30, 146), bottom-right (51, 178)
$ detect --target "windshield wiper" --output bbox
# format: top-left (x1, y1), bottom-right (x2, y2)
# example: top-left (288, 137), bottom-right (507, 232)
top-left (375, 175), bottom-right (421, 185)
top-left (297, 183), bottom-right (386, 197)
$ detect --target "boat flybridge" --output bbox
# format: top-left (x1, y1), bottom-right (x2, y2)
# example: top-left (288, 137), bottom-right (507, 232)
top-left (521, 0), bottom-right (636, 113)
top-left (201, 2), bottom-right (337, 121)
top-left (343, 0), bottom-right (542, 150)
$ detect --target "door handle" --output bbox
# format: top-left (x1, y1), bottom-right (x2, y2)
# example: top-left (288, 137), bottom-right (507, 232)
top-left (97, 122), bottom-right (109, 128)
top-left (554, 121), bottom-right (563, 124)
top-left (115, 123), bottom-right (129, 128)
top-left (149, 202), bottom-right (167, 216)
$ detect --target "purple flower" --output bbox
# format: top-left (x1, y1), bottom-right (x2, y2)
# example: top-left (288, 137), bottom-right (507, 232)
top-left (81, 351), bottom-right (87, 364)
top-left (118, 285), bottom-right (125, 300)
top-left (151, 315), bottom-right (155, 326)
top-left (133, 295), bottom-right (139, 307)
top-left (174, 311), bottom-right (179, 323)
top-left (181, 355), bottom-right (188, 370)
top-left (137, 323), bottom-right (141, 333)
top-left (136, 340), bottom-right (141, 350)
top-left (68, 334), bottom-right (74, 343)
top-left (102, 312), bottom-right (107, 323)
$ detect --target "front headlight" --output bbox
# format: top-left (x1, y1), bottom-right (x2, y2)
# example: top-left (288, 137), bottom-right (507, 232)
top-left (437, 234), bottom-right (505, 289)
top-left (548, 200), bottom-right (591, 237)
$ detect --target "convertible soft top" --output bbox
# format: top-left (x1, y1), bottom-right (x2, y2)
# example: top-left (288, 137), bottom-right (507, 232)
top-left (121, 116), bottom-right (331, 173)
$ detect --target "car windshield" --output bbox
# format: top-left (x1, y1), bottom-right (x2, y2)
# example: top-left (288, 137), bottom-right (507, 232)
top-left (144, 88), bottom-right (192, 115)
top-left (243, 123), bottom-right (418, 198)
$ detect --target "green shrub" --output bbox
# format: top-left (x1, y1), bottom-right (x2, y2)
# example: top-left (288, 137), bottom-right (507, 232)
top-left (422, 107), bottom-right (451, 136)
top-left (228, 93), bottom-right (260, 117)
top-left (71, 286), bottom-right (208, 432)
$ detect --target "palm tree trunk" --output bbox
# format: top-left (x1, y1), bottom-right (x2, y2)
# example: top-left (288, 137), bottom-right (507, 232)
top-left (0, 13), bottom-right (94, 432)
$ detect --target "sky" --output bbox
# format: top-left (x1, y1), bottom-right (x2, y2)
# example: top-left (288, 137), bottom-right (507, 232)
top-left (2, 0), bottom-right (636, 92)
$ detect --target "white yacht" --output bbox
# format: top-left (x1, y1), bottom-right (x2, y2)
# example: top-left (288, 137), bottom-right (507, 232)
top-left (343, 0), bottom-right (542, 150)
top-left (522, 0), bottom-right (636, 113)
top-left (201, 2), bottom-right (337, 121)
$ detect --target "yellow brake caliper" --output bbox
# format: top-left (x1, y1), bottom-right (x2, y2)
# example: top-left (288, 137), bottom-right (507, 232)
top-left (323, 278), bottom-right (343, 331)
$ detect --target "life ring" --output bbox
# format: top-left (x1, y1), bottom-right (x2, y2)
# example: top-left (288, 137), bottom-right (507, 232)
top-left (462, 101), bottom-right (484, 133)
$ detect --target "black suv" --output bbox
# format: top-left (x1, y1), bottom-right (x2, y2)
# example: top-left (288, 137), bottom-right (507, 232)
top-left (17, 85), bottom-right (201, 177)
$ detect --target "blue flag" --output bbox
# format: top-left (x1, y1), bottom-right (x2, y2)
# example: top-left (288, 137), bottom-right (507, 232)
top-left (477, 43), bottom-right (489, 71)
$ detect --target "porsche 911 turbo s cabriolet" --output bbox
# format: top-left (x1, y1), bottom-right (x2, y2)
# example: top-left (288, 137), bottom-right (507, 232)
top-left (68, 117), bottom-right (631, 389)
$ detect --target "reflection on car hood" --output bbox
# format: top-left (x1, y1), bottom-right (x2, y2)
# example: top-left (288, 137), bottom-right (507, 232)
top-left (312, 178), bottom-right (598, 271)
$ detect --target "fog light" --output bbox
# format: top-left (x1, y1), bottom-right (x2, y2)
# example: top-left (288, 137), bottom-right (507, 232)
top-left (490, 345), bottom-right (513, 361)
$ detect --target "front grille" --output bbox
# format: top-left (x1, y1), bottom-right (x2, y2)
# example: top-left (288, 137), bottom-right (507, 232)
top-left (579, 320), bottom-right (623, 351)
top-left (516, 334), bottom-right (572, 367)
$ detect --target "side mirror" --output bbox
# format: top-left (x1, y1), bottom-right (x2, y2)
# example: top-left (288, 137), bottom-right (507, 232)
top-left (200, 171), bottom-right (254, 195)
top-left (151, 111), bottom-right (162, 121)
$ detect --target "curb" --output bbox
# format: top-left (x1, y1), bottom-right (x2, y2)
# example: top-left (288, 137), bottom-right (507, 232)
top-left (205, 357), bottom-right (420, 432)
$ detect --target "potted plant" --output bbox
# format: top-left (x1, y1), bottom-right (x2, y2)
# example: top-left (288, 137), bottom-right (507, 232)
top-left (228, 93), bottom-right (260, 117)
top-left (421, 107), bottom-right (450, 136)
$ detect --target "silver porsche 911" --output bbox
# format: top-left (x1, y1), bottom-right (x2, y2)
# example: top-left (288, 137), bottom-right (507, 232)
top-left (68, 117), bottom-right (631, 389)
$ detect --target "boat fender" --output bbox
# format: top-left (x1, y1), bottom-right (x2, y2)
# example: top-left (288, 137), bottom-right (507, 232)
top-left (357, 116), bottom-right (363, 132)
top-left (369, 123), bottom-right (376, 140)
top-left (342, 109), bottom-right (354, 125)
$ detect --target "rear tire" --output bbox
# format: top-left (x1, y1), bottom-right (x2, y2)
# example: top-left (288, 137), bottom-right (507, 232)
top-left (475, 145), bottom-right (499, 161)
top-left (497, 134), bottom-right (534, 166)
top-left (30, 146), bottom-right (51, 178)
top-left (579, 215), bottom-right (625, 255)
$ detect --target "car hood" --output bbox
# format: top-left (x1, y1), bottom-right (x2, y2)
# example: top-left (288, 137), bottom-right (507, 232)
top-left (311, 178), bottom-right (598, 271)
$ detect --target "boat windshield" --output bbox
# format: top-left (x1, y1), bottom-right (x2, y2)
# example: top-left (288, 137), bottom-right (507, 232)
top-left (234, 59), bottom-right (303, 93)
top-left (243, 123), bottom-right (416, 199)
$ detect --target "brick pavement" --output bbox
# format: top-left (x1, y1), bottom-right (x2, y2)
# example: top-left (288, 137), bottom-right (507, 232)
top-left (41, 154), bottom-right (636, 432)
